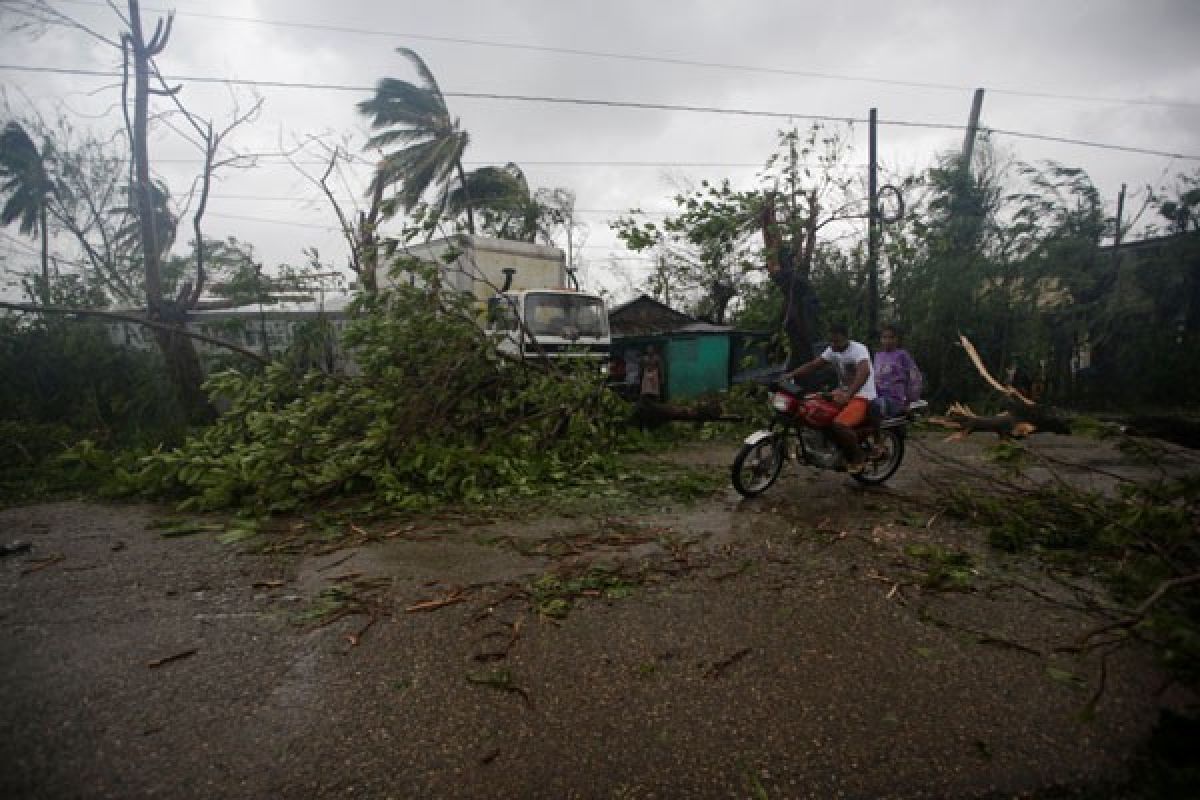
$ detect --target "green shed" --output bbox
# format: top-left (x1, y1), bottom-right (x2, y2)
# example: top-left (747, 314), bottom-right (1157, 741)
top-left (614, 323), bottom-right (735, 401)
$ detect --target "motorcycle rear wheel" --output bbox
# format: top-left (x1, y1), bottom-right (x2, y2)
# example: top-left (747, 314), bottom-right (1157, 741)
top-left (732, 434), bottom-right (786, 497)
top-left (852, 428), bottom-right (904, 486)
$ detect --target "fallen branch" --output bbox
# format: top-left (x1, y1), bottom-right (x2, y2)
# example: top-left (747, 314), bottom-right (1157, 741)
top-left (1077, 572), bottom-right (1200, 647)
top-left (929, 335), bottom-right (1072, 440)
top-left (957, 334), bottom-right (1035, 407)
top-left (405, 589), bottom-right (467, 613)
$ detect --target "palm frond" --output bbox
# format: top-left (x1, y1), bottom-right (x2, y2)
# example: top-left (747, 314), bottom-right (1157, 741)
top-left (357, 79), bottom-right (446, 128)
top-left (394, 47), bottom-right (447, 110)
top-left (363, 126), bottom-right (434, 153)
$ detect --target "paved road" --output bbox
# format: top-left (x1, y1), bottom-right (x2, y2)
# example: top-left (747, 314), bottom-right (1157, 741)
top-left (0, 434), bottom-right (1184, 798)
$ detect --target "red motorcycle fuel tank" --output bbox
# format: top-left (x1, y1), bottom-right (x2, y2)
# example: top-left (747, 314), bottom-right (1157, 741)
top-left (800, 395), bottom-right (840, 428)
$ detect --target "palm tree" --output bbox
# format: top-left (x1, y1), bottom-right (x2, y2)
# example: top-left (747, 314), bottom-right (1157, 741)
top-left (0, 121), bottom-right (57, 299)
top-left (446, 162), bottom-right (539, 241)
top-left (357, 48), bottom-right (475, 234)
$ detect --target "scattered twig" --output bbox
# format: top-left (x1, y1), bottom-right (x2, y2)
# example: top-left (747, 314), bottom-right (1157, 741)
top-left (20, 554), bottom-right (64, 575)
top-left (705, 647), bottom-right (752, 679)
top-left (147, 648), bottom-right (198, 668)
top-left (406, 589), bottom-right (467, 613)
top-left (316, 552), bottom-right (357, 572)
top-left (344, 615), bottom-right (377, 647)
top-left (918, 608), bottom-right (1044, 656)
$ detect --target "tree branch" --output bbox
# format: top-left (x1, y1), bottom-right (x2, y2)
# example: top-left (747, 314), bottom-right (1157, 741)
top-left (0, 302), bottom-right (269, 364)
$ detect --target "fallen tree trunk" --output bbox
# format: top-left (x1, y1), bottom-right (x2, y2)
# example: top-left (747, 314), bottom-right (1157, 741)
top-left (631, 397), bottom-right (742, 428)
top-left (929, 335), bottom-right (1199, 450)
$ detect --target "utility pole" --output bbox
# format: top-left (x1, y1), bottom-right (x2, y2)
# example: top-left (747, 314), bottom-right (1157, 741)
top-left (961, 88), bottom-right (985, 173)
top-left (867, 107), bottom-right (879, 336)
top-left (1112, 183), bottom-right (1127, 257)
top-left (1109, 182), bottom-right (1127, 311)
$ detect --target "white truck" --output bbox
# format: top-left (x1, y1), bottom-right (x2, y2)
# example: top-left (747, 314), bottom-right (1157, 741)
top-left (124, 236), bottom-right (608, 373)
top-left (384, 235), bottom-right (611, 367)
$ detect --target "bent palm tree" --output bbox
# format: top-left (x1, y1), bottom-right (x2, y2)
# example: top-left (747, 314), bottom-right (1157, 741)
top-left (446, 162), bottom-right (540, 241)
top-left (0, 121), bottom-right (57, 298)
top-left (357, 47), bottom-right (475, 234)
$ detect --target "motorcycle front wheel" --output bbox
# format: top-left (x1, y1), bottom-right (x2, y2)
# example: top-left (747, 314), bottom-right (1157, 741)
top-left (732, 434), bottom-right (786, 497)
top-left (852, 428), bottom-right (905, 486)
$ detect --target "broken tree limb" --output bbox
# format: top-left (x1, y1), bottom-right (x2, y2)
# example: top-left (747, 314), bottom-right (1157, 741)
top-left (928, 336), bottom-right (1073, 440)
top-left (957, 334), bottom-right (1036, 407)
top-left (929, 403), bottom-right (1038, 440)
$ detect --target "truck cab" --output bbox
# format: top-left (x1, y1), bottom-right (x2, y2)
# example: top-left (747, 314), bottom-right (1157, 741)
top-left (487, 288), bottom-right (610, 367)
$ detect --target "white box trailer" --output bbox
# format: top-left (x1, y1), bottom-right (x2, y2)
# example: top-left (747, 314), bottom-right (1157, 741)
top-left (382, 234), bottom-right (571, 301)
top-left (385, 235), bottom-right (611, 368)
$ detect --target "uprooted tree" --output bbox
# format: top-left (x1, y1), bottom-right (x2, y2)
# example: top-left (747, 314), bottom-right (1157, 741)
top-left (127, 260), bottom-right (633, 513)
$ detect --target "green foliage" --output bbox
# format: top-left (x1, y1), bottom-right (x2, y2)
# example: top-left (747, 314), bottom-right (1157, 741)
top-left (903, 542), bottom-right (976, 590)
top-left (884, 150), bottom-right (1116, 406)
top-left (129, 264), bottom-right (635, 514)
top-left (612, 177), bottom-right (760, 324)
top-left (942, 473), bottom-right (1200, 686)
top-left (0, 315), bottom-right (186, 505)
top-left (530, 566), bottom-right (637, 618)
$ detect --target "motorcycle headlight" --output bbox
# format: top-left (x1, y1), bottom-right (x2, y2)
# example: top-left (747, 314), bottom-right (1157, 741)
top-left (770, 392), bottom-right (796, 413)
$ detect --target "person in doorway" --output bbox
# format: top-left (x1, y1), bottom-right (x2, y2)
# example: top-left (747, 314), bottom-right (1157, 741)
top-left (873, 324), bottom-right (923, 418)
top-left (786, 323), bottom-right (877, 474)
top-left (639, 345), bottom-right (663, 401)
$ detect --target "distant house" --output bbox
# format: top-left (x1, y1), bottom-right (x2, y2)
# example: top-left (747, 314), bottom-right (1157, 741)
top-left (608, 294), bottom-right (770, 400)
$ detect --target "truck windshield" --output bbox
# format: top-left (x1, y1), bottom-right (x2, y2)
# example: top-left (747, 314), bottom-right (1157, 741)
top-left (524, 293), bottom-right (608, 338)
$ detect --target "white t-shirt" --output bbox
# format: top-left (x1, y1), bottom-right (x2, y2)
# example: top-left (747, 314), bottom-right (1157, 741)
top-left (820, 341), bottom-right (877, 401)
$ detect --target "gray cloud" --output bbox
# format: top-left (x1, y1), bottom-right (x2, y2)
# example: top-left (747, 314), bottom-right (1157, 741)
top-left (2, 0), bottom-right (1198, 298)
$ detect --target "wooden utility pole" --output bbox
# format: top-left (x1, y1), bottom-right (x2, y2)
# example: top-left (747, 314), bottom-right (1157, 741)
top-left (867, 107), bottom-right (879, 336)
top-left (1112, 183), bottom-right (1127, 258)
top-left (961, 88), bottom-right (985, 173)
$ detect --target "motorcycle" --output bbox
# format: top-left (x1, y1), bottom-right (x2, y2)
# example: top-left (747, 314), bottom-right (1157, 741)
top-left (731, 380), bottom-right (924, 497)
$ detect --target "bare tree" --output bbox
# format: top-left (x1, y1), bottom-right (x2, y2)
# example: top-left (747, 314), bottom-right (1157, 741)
top-left (289, 137), bottom-right (382, 293)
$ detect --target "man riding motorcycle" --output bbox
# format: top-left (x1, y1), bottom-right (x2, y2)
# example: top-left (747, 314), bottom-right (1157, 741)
top-left (785, 323), bottom-right (877, 474)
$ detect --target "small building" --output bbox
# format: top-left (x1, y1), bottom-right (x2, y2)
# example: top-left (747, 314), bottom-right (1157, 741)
top-left (608, 294), bottom-right (770, 400)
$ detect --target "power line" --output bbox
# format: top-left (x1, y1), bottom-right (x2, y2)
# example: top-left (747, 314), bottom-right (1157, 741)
top-left (58, 154), bottom-right (823, 169)
top-left (52, 0), bottom-right (1200, 111)
top-left (205, 194), bottom-right (675, 215)
top-left (4, 63), bottom-right (1198, 161)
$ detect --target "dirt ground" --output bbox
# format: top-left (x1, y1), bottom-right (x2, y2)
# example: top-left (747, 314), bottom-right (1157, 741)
top-left (0, 432), bottom-right (1195, 799)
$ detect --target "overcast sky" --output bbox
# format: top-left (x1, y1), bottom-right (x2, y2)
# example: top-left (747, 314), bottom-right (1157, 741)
top-left (2, 0), bottom-right (1199, 301)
